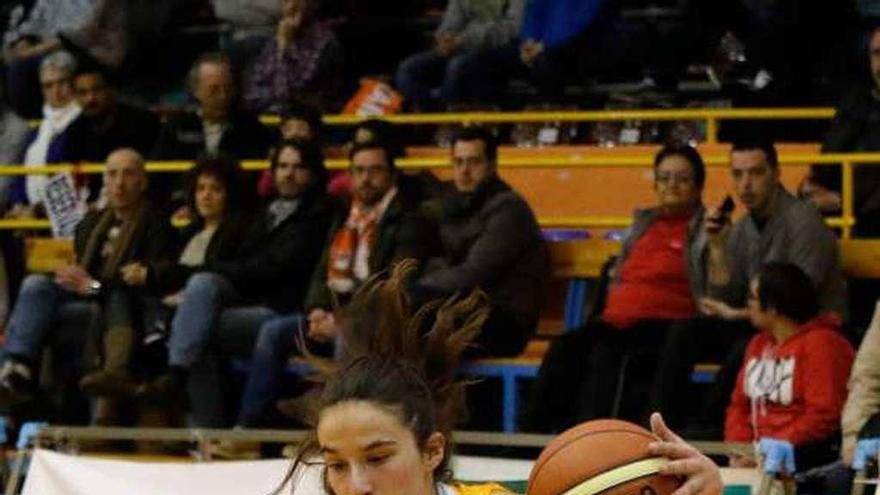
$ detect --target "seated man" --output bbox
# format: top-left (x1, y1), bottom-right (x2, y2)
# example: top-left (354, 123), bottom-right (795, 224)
top-left (801, 25), bottom-right (880, 238)
top-left (235, 139), bottom-right (436, 427)
top-left (151, 52), bottom-right (273, 206)
top-left (703, 138), bottom-right (847, 319)
top-left (137, 139), bottom-right (337, 426)
top-left (64, 66), bottom-right (160, 204)
top-left (394, 0), bottom-right (525, 110)
top-left (0, 149), bottom-right (176, 412)
top-left (414, 126), bottom-right (546, 357)
top-left (726, 262), bottom-right (854, 482)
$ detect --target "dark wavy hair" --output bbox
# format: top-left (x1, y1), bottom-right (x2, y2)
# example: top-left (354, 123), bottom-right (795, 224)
top-left (272, 261), bottom-right (489, 494)
top-left (186, 153), bottom-right (249, 220)
top-left (270, 138), bottom-right (329, 191)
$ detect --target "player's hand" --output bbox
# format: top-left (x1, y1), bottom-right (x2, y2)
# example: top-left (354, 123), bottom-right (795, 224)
top-left (649, 412), bottom-right (723, 495)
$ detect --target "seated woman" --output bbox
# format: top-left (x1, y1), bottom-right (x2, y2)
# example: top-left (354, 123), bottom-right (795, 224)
top-left (726, 262), bottom-right (854, 482)
top-left (272, 261), bottom-right (723, 495)
top-left (78, 154), bottom-right (252, 397)
top-left (528, 144), bottom-right (710, 432)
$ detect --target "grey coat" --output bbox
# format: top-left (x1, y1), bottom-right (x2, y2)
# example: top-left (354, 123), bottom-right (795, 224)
top-left (419, 177), bottom-right (547, 334)
top-left (436, 0), bottom-right (526, 52)
top-left (710, 186), bottom-right (847, 315)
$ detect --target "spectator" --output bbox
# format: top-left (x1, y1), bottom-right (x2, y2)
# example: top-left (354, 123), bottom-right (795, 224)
top-left (244, 0), bottom-right (344, 113)
top-left (702, 139), bottom-right (847, 319)
top-left (467, 0), bottom-right (619, 103)
top-left (3, 0), bottom-right (130, 118)
top-left (394, 0), bottom-right (525, 111)
top-left (726, 263), bottom-right (854, 480)
top-left (8, 50), bottom-right (81, 218)
top-left (413, 126), bottom-right (546, 357)
top-left (64, 67), bottom-right (160, 204)
top-left (234, 139), bottom-right (436, 430)
top-left (0, 149), bottom-right (176, 414)
top-left (802, 25), bottom-right (880, 237)
top-left (527, 145), bottom-right (710, 432)
top-left (211, 0), bottom-right (280, 84)
top-left (152, 53), bottom-right (273, 160)
top-left (79, 154), bottom-right (252, 398)
top-left (257, 102), bottom-right (323, 197)
top-left (842, 301), bottom-right (880, 466)
top-left (152, 52), bottom-right (273, 205)
top-left (136, 139), bottom-right (337, 427)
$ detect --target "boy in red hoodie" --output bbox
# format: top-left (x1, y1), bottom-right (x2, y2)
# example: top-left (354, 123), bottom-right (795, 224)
top-left (725, 262), bottom-right (854, 476)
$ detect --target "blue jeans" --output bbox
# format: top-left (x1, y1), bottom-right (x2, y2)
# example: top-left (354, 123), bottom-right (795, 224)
top-left (5, 274), bottom-right (93, 364)
top-left (187, 305), bottom-right (277, 427)
top-left (236, 314), bottom-right (304, 426)
top-left (394, 49), bottom-right (484, 110)
top-left (168, 272), bottom-right (240, 369)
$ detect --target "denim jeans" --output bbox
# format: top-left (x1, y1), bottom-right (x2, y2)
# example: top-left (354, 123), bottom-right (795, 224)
top-left (186, 305), bottom-right (278, 427)
top-left (4, 274), bottom-right (93, 364)
top-left (167, 272), bottom-right (240, 369)
top-left (236, 314), bottom-right (303, 426)
top-left (394, 49), bottom-right (485, 110)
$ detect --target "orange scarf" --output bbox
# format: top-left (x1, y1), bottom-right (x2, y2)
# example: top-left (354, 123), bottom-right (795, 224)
top-left (327, 188), bottom-right (396, 294)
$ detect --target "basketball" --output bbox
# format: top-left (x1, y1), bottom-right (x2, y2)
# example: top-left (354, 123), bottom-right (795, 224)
top-left (527, 419), bottom-right (683, 495)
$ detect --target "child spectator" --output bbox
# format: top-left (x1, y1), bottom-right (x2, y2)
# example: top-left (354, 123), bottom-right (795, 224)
top-left (726, 262), bottom-right (854, 478)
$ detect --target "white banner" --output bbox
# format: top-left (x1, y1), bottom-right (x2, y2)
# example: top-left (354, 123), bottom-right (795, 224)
top-left (22, 449), bottom-right (535, 495)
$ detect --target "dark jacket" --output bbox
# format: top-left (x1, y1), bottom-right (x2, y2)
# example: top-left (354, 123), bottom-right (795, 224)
top-left (154, 213), bottom-right (252, 294)
top-left (151, 108), bottom-right (272, 161)
top-left (212, 188), bottom-right (339, 313)
top-left (417, 176), bottom-right (547, 340)
top-left (304, 192), bottom-right (438, 311)
top-left (811, 86), bottom-right (880, 236)
top-left (150, 108), bottom-right (272, 208)
top-left (64, 103), bottom-right (161, 201)
top-left (74, 203), bottom-right (178, 295)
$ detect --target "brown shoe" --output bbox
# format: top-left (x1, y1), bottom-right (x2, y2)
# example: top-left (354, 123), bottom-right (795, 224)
top-left (79, 370), bottom-right (136, 398)
top-left (134, 371), bottom-right (187, 408)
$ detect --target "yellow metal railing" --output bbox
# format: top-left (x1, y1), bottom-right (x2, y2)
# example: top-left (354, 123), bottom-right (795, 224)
top-left (260, 107), bottom-right (837, 144)
top-left (0, 150), bottom-right (870, 237)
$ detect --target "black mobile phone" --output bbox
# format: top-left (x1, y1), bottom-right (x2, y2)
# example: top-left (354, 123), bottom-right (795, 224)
top-left (719, 195), bottom-right (735, 218)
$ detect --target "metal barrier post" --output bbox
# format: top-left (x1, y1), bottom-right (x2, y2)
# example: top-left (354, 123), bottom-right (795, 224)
top-left (842, 160), bottom-right (854, 240)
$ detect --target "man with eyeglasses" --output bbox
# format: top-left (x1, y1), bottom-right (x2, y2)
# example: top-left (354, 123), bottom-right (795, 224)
top-left (224, 139), bottom-right (438, 434)
top-left (413, 126), bottom-right (546, 358)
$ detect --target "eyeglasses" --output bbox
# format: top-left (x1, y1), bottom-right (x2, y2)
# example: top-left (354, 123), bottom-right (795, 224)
top-left (655, 172), bottom-right (694, 184)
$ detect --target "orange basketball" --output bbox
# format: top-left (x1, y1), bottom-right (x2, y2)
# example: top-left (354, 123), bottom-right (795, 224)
top-left (528, 419), bottom-right (683, 495)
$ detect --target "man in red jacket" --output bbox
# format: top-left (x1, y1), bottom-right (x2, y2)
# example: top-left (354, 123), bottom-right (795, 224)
top-left (726, 262), bottom-right (854, 480)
